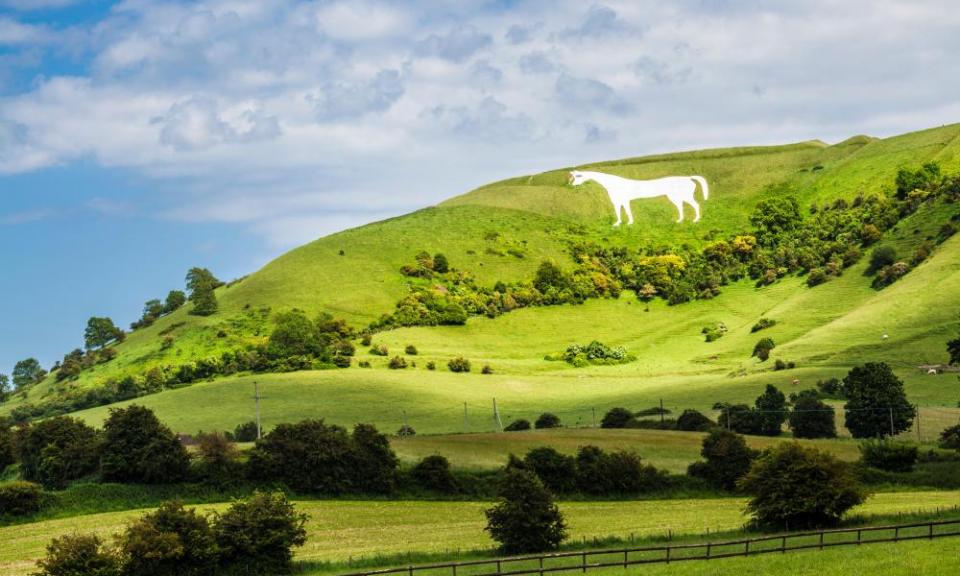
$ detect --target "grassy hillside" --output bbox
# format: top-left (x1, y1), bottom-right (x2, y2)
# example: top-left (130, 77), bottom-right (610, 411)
top-left (5, 123), bottom-right (960, 435)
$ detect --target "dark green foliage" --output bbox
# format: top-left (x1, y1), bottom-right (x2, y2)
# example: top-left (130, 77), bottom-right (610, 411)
top-left (369, 344), bottom-right (388, 356)
top-left (843, 362), bottom-right (915, 438)
top-left (396, 424), bottom-right (416, 437)
top-left (266, 310), bottom-right (323, 359)
top-left (0, 373), bottom-right (9, 403)
top-left (816, 378), bottom-right (845, 398)
top-left (895, 162), bottom-right (941, 200)
top-left (751, 318), bottom-right (777, 332)
top-left (34, 534), bottom-right (121, 576)
top-left (940, 424), bottom-right (960, 451)
top-left (447, 357), bottom-right (471, 373)
top-left (574, 446), bottom-right (665, 495)
top-left (481, 364), bottom-right (494, 374)
top-left (859, 441), bottom-right (919, 472)
top-left (739, 443), bottom-right (866, 528)
top-left (789, 390), bottom-right (837, 439)
top-left (752, 337), bottom-right (775, 361)
top-left (947, 336), bottom-right (960, 365)
top-left (12, 357), bottom-right (46, 390)
top-left (0, 417), bottom-right (14, 472)
top-left (213, 492), bottom-right (307, 575)
top-left (100, 405), bottom-right (190, 484)
top-left (523, 447), bottom-right (576, 494)
top-left (193, 432), bottom-right (242, 488)
top-left (433, 253), bottom-right (450, 273)
top-left (687, 429), bottom-right (756, 491)
top-left (867, 245), bottom-right (897, 274)
top-left (404, 345), bottom-right (418, 355)
top-left (534, 413), bottom-right (561, 429)
top-left (484, 467), bottom-right (567, 554)
top-left (0, 481), bottom-right (46, 516)
top-left (425, 361), bottom-right (436, 371)
top-left (84, 317), bottom-right (124, 350)
top-left (533, 261), bottom-right (569, 293)
top-left (117, 501), bottom-right (218, 576)
top-left (754, 384), bottom-right (787, 436)
top-left (248, 420), bottom-right (397, 495)
top-left (19, 416), bottom-right (100, 489)
top-left (562, 341), bottom-right (632, 366)
top-left (750, 196), bottom-right (802, 245)
top-left (163, 290), bottom-right (186, 314)
top-left (600, 407), bottom-right (634, 429)
top-left (675, 409), bottom-right (715, 432)
top-left (411, 455), bottom-right (458, 493)
top-left (186, 267), bottom-right (221, 316)
top-left (716, 403), bottom-right (763, 435)
top-left (871, 260), bottom-right (911, 288)
top-left (388, 356), bottom-right (408, 369)
top-left (504, 419), bottom-right (531, 432)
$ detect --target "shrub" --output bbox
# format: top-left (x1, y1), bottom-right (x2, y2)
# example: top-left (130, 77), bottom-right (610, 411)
top-left (574, 446), bottom-right (664, 495)
top-left (940, 424), bottom-right (960, 451)
top-left (214, 492), bottom-right (308, 575)
top-left (676, 409), bottom-right (715, 432)
top-left (600, 407), bottom-right (634, 429)
top-left (843, 362), bottom-right (915, 438)
top-left (481, 364), bottom-right (494, 374)
top-left (562, 341), bottom-right (632, 366)
top-left (426, 361), bottom-right (436, 371)
top-left (523, 447), bottom-right (576, 494)
top-left (231, 421), bottom-right (259, 442)
top-left (687, 429), bottom-right (756, 491)
top-left (351, 423), bottom-right (399, 494)
top-left (754, 384), bottom-right (787, 436)
top-left (34, 534), bottom-right (121, 576)
top-left (448, 357), bottom-right (471, 373)
top-left (751, 318), bottom-right (777, 333)
top-left (405, 345), bottom-right (418, 355)
top-left (789, 391), bottom-right (837, 439)
top-left (868, 245), bottom-right (897, 274)
top-left (396, 424), bottom-right (416, 437)
top-left (534, 413), bottom-right (561, 429)
top-left (388, 356), bottom-right (407, 369)
top-left (370, 345), bottom-right (388, 356)
top-left (752, 338), bottom-right (775, 361)
top-left (0, 481), bottom-right (46, 516)
top-left (117, 501), bottom-right (217, 576)
top-left (358, 360), bottom-right (371, 368)
top-left (332, 355), bottom-right (351, 368)
top-left (193, 432), bottom-right (242, 487)
top-left (859, 441), bottom-right (919, 472)
top-left (816, 378), bottom-right (844, 398)
top-left (739, 443), bottom-right (866, 528)
top-left (806, 268), bottom-right (827, 287)
top-left (0, 420), bottom-right (14, 473)
top-left (19, 416), bottom-right (100, 490)
top-left (716, 403), bottom-right (764, 435)
top-left (485, 467), bottom-right (567, 554)
top-left (411, 455), bottom-right (458, 493)
top-left (100, 405), bottom-right (190, 484)
top-left (360, 334), bottom-right (372, 346)
top-left (504, 419), bottom-right (531, 432)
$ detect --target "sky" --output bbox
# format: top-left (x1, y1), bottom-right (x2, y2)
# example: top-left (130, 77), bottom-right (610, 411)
top-left (1, 0), bottom-right (960, 373)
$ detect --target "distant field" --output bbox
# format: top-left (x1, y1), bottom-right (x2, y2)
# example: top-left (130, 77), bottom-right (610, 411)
top-left (1, 491), bottom-right (958, 576)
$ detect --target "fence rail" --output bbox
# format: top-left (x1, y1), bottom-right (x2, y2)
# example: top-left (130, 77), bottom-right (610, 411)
top-left (338, 519), bottom-right (960, 576)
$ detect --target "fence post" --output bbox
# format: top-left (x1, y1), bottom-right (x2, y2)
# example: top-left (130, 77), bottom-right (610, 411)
top-left (496, 560), bottom-right (502, 575)
top-left (539, 556), bottom-right (544, 576)
top-left (929, 523), bottom-right (934, 539)
top-left (706, 542), bottom-right (711, 558)
top-left (745, 540), bottom-right (750, 556)
top-left (894, 527), bottom-right (899, 542)
top-left (452, 564), bottom-right (457, 576)
top-left (408, 566), bottom-right (413, 576)
top-left (819, 531), bottom-right (824, 550)
top-left (782, 536), bottom-right (786, 553)
top-left (623, 550), bottom-right (627, 569)
top-left (666, 546), bottom-right (671, 564)
top-left (857, 530), bottom-right (862, 545)
top-left (582, 552), bottom-right (587, 573)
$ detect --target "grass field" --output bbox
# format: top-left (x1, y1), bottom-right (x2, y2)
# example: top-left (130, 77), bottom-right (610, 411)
top-left (1, 491), bottom-right (957, 576)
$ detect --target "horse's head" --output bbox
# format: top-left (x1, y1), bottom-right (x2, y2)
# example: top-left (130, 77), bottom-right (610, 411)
top-left (568, 170), bottom-right (589, 186)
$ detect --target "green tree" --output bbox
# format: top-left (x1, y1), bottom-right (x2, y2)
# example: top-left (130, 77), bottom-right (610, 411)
top-left (738, 443), bottom-right (866, 528)
top-left (754, 384), bottom-right (787, 436)
top-left (84, 317), bottom-right (123, 350)
top-left (213, 492), bottom-right (308, 575)
top-left (266, 310), bottom-right (323, 359)
top-left (895, 162), bottom-right (941, 200)
top-left (185, 268), bottom-right (221, 316)
top-left (433, 253), bottom-right (450, 273)
top-left (533, 260), bottom-right (569, 293)
top-left (411, 455), bottom-right (458, 493)
top-left (19, 416), bottom-right (100, 489)
top-left (34, 534), bottom-right (121, 576)
top-left (947, 336), bottom-right (960, 365)
top-left (117, 501), bottom-right (218, 576)
top-left (12, 358), bottom-right (46, 390)
top-left (163, 290), bottom-right (186, 314)
top-left (687, 429), bottom-right (756, 491)
top-left (867, 245), bottom-right (897, 274)
top-left (0, 417), bottom-right (15, 471)
top-left (843, 362), bottom-right (916, 438)
top-left (485, 467), bottom-right (567, 554)
top-left (749, 196), bottom-right (802, 245)
top-left (789, 390), bottom-right (837, 439)
top-left (523, 447), bottom-right (576, 493)
top-left (0, 373), bottom-right (9, 402)
top-left (752, 338), bottom-right (775, 361)
top-left (350, 423), bottom-right (398, 494)
top-left (100, 405), bottom-right (190, 484)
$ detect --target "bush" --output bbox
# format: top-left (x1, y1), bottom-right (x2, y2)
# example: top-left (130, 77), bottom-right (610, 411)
top-left (213, 492), bottom-right (308, 575)
top-left (600, 407), bottom-right (634, 429)
top-left (370, 344), bottom-right (388, 356)
top-left (332, 355), bottom-right (351, 368)
top-left (426, 361), bottom-right (436, 371)
top-left (485, 468), bottom-right (567, 554)
top-left (523, 447), bottom-right (576, 494)
top-left (751, 318), bottom-right (777, 333)
top-left (675, 409), bottom-right (715, 432)
top-left (738, 443), bottom-right (866, 528)
top-left (19, 416), bottom-right (100, 490)
top-left (481, 364), bottom-right (494, 374)
top-left (575, 446), bottom-right (665, 495)
top-left (499, 418), bottom-right (529, 432)
top-left (100, 405), bottom-right (190, 484)
top-left (388, 356), bottom-right (408, 369)
top-left (716, 404), bottom-right (764, 435)
top-left (396, 424), bottom-right (416, 437)
top-left (940, 424), bottom-right (960, 451)
top-left (448, 357), bottom-right (471, 373)
top-left (405, 345), bottom-right (418, 355)
top-left (351, 423), bottom-right (399, 494)
top-left (816, 378), bottom-right (845, 398)
top-left (752, 338), bottom-right (775, 361)
top-left (193, 432), bottom-right (242, 487)
top-left (411, 455), bottom-right (458, 493)
top-left (534, 413), bottom-right (561, 429)
top-left (754, 384), bottom-right (787, 436)
top-left (788, 391), bottom-right (836, 439)
top-left (117, 501), bottom-right (218, 576)
top-left (859, 441), bottom-right (919, 472)
top-left (34, 534), bottom-right (121, 576)
top-left (687, 429), bottom-right (756, 491)
top-left (231, 421), bottom-right (259, 442)
top-left (0, 481), bottom-right (46, 516)
top-left (843, 362), bottom-right (915, 438)
top-left (868, 245), bottom-right (897, 274)
top-left (360, 334), bottom-right (372, 346)
top-left (0, 421), bottom-right (14, 473)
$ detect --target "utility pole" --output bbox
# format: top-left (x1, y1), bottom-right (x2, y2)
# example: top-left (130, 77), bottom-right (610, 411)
top-left (915, 405), bottom-right (921, 442)
top-left (889, 407), bottom-right (895, 438)
top-left (592, 408), bottom-right (596, 428)
top-left (463, 402), bottom-right (469, 434)
top-left (254, 381), bottom-right (262, 440)
top-left (660, 399), bottom-right (665, 424)
top-left (493, 398), bottom-right (503, 432)
top-left (403, 409), bottom-right (408, 429)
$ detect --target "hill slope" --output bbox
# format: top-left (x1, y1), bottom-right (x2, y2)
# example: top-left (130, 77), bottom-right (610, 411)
top-left (5, 123), bottom-right (960, 433)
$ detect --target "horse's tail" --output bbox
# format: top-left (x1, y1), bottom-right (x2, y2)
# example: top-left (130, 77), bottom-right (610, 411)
top-left (690, 175), bottom-right (709, 200)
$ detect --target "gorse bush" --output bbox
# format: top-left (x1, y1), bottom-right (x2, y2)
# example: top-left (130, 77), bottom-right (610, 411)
top-left (752, 338), bottom-right (775, 361)
top-left (562, 341), bottom-right (633, 367)
top-left (447, 357), bottom-right (471, 373)
top-left (0, 481), bottom-right (47, 516)
top-left (751, 318), bottom-right (777, 333)
top-left (388, 356), bottom-right (408, 369)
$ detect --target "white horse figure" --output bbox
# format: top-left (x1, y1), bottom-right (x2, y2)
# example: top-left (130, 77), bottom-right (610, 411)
top-left (569, 170), bottom-right (709, 225)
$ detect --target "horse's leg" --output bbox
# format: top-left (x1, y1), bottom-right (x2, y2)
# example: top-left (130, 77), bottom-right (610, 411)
top-left (624, 202), bottom-right (635, 225)
top-left (612, 203), bottom-right (622, 226)
top-left (670, 195), bottom-right (685, 223)
top-left (689, 198), bottom-right (701, 222)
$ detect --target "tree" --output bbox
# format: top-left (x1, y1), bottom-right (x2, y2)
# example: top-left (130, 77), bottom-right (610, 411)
top-left (0, 373), bottom-right (9, 402)
top-left (100, 405), bottom-right (190, 484)
top-left (34, 534), bottom-right (121, 576)
top-left (163, 290), bottom-right (186, 314)
top-left (12, 358), bottom-right (46, 390)
top-left (266, 310), bottom-right (323, 359)
top-left (533, 261), bottom-right (569, 293)
top-left (676, 409), bottom-right (715, 432)
top-left (789, 390), bottom-right (837, 439)
top-left (752, 338), bottom-right (775, 361)
top-left (843, 363), bottom-right (915, 438)
top-left (939, 424), bottom-right (960, 452)
top-left (84, 317), bottom-right (123, 350)
top-left (411, 455), bottom-right (458, 493)
top-left (754, 384), bottom-right (787, 436)
top-left (193, 432), bottom-right (241, 487)
top-left (213, 492), bottom-right (308, 576)
top-left (947, 336), bottom-right (960, 365)
top-left (185, 267), bottom-right (221, 316)
top-left (0, 417), bottom-right (15, 472)
top-left (687, 429), bottom-right (756, 491)
top-left (523, 447), bottom-right (576, 494)
top-left (867, 245), bottom-right (897, 274)
top-left (749, 196), bottom-right (802, 245)
top-left (433, 253), bottom-right (450, 273)
top-left (19, 416), bottom-right (100, 489)
top-left (600, 407), bottom-right (634, 428)
top-left (738, 443), bottom-right (867, 528)
top-left (485, 467), bottom-right (567, 554)
top-left (350, 423), bottom-right (398, 494)
top-left (534, 413), bottom-right (561, 429)
top-left (895, 162), bottom-right (941, 200)
top-left (117, 501), bottom-right (218, 576)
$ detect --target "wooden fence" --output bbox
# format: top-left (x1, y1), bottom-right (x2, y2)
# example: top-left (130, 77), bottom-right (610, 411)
top-left (339, 519), bottom-right (960, 576)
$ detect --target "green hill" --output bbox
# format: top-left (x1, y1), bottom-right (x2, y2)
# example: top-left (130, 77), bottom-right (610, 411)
top-left (5, 123), bottom-right (960, 434)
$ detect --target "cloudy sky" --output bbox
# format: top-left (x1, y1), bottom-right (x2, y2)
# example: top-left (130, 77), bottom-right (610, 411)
top-left (2, 0), bottom-right (959, 372)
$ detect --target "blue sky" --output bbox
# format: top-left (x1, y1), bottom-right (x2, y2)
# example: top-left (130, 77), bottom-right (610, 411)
top-left (1, 0), bottom-right (960, 374)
